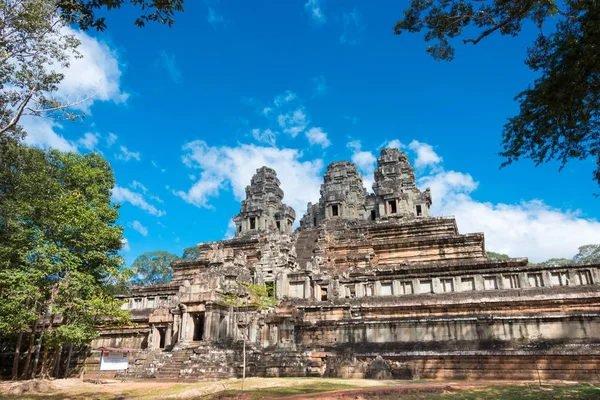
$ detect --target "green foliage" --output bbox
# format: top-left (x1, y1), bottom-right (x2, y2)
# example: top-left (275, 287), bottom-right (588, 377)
top-left (131, 250), bottom-right (180, 286)
top-left (57, 0), bottom-right (185, 31)
top-left (540, 258), bottom-right (572, 266)
top-left (0, 138), bottom-right (129, 345)
top-left (222, 282), bottom-right (277, 311)
top-left (395, 1), bottom-right (600, 186)
top-left (1, 0), bottom-right (183, 139)
top-left (572, 244), bottom-right (600, 264)
top-left (0, 0), bottom-right (82, 137)
top-left (487, 251), bottom-right (510, 260)
top-left (182, 246), bottom-right (202, 260)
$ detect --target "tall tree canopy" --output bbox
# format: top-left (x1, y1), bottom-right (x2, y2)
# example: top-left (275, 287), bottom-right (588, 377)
top-left (131, 251), bottom-right (180, 286)
top-left (0, 138), bottom-right (130, 377)
top-left (182, 246), bottom-right (202, 260)
top-left (395, 0), bottom-right (599, 187)
top-left (0, 0), bottom-right (184, 139)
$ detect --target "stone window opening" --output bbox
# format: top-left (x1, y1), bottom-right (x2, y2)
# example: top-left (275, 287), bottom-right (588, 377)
top-left (528, 273), bottom-right (544, 288)
top-left (321, 287), bottom-right (328, 301)
top-left (550, 271), bottom-right (569, 286)
top-left (484, 276), bottom-right (498, 290)
top-left (380, 282), bottom-right (393, 296)
top-left (577, 269), bottom-right (592, 285)
top-left (461, 277), bottom-right (475, 291)
top-left (416, 205), bottom-right (422, 216)
top-left (147, 297), bottom-right (155, 308)
top-left (419, 280), bottom-right (433, 294)
top-left (250, 217), bottom-right (256, 230)
top-left (504, 274), bottom-right (520, 289)
top-left (133, 298), bottom-right (142, 309)
top-left (389, 200), bottom-right (397, 214)
top-left (441, 278), bottom-right (454, 292)
top-left (238, 225), bottom-right (242, 233)
top-left (364, 283), bottom-right (374, 296)
top-left (400, 281), bottom-right (413, 295)
top-left (313, 217), bottom-right (317, 226)
top-left (332, 204), bottom-right (339, 217)
top-left (347, 285), bottom-right (356, 298)
top-left (370, 210), bottom-right (376, 221)
top-left (276, 220), bottom-right (281, 230)
top-left (265, 282), bottom-right (275, 297)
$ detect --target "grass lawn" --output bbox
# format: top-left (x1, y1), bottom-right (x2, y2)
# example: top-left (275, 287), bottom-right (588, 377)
top-left (1, 378), bottom-right (599, 399)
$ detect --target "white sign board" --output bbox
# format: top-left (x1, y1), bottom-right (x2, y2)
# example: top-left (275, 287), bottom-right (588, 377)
top-left (100, 352), bottom-right (129, 371)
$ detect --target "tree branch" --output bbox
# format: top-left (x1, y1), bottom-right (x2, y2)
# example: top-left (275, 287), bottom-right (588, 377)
top-left (0, 88), bottom-right (34, 135)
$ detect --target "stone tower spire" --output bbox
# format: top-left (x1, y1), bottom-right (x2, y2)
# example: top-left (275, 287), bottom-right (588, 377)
top-left (372, 148), bottom-right (432, 218)
top-left (233, 166), bottom-right (296, 236)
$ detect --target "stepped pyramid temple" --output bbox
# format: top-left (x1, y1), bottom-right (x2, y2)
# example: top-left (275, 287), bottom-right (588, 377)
top-left (90, 148), bottom-right (600, 381)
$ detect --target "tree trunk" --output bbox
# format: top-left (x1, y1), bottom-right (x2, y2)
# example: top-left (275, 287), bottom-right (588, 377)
top-left (79, 348), bottom-right (89, 380)
top-left (50, 346), bottom-right (61, 378)
top-left (31, 321), bottom-right (47, 379)
top-left (11, 330), bottom-right (23, 380)
top-left (64, 343), bottom-right (73, 379)
top-left (21, 320), bottom-right (38, 379)
top-left (39, 314), bottom-right (55, 378)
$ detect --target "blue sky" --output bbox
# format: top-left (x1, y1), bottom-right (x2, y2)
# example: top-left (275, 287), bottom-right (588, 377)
top-left (23, 0), bottom-right (600, 263)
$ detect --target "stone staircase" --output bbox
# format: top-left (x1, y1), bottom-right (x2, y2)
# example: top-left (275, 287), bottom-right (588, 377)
top-left (153, 349), bottom-right (193, 381)
top-left (295, 229), bottom-right (321, 269)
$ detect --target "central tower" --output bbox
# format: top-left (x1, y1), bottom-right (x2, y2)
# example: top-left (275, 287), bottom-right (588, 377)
top-left (232, 166), bottom-right (296, 236)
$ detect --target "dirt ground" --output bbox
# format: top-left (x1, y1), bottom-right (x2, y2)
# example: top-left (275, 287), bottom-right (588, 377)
top-left (0, 377), bottom-right (585, 400)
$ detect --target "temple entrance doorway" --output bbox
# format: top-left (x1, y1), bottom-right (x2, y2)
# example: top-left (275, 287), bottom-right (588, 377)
top-left (158, 327), bottom-right (166, 349)
top-left (192, 313), bottom-right (205, 341)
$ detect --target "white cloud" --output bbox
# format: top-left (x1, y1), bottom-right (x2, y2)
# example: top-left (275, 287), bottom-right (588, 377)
top-left (129, 220), bottom-right (149, 236)
top-left (20, 26), bottom-right (127, 151)
top-left (158, 50), bottom-right (183, 83)
top-left (274, 91), bottom-right (298, 107)
top-left (394, 141), bottom-right (600, 262)
top-left (408, 140), bottom-right (442, 169)
top-left (58, 26), bottom-right (129, 111)
top-left (130, 180), bottom-right (148, 193)
top-left (252, 128), bottom-right (278, 145)
top-left (175, 141), bottom-right (323, 218)
top-left (116, 145), bottom-right (141, 162)
top-left (21, 117), bottom-right (77, 152)
top-left (387, 139), bottom-right (404, 149)
top-left (106, 132), bottom-right (118, 147)
top-left (224, 219), bottom-right (236, 239)
top-left (347, 140), bottom-right (376, 191)
top-left (277, 109), bottom-right (307, 137)
top-left (121, 237), bottom-right (130, 252)
top-left (112, 186), bottom-right (166, 217)
top-left (340, 8), bottom-right (365, 45)
top-left (78, 132), bottom-right (99, 151)
top-left (305, 0), bottom-right (326, 24)
top-left (305, 127), bottom-right (331, 148)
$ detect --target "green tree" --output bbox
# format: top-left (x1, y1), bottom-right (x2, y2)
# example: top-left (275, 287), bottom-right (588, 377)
top-left (182, 246), bottom-right (202, 260)
top-left (57, 0), bottom-right (185, 31)
top-left (487, 251), bottom-right (510, 260)
top-left (1, 0), bottom-right (184, 138)
top-left (395, 1), bottom-right (600, 186)
top-left (0, 139), bottom-right (130, 379)
top-left (572, 244), bottom-right (600, 264)
top-left (131, 251), bottom-right (180, 286)
top-left (223, 282), bottom-right (277, 390)
top-left (540, 257), bottom-right (572, 266)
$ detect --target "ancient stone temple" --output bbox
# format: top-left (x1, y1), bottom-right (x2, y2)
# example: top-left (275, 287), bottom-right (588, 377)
top-left (91, 148), bottom-right (600, 381)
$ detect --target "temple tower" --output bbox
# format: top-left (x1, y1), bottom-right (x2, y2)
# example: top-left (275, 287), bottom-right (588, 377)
top-left (232, 166), bottom-right (296, 236)
top-left (300, 161), bottom-right (367, 228)
top-left (373, 148), bottom-right (432, 219)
